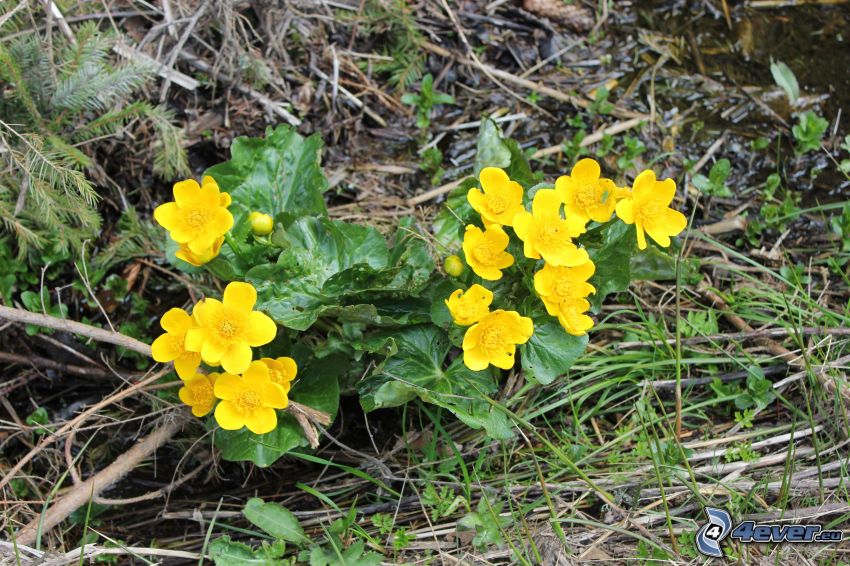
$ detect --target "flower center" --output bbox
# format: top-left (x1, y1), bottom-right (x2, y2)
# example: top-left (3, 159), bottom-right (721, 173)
top-left (170, 334), bottom-right (186, 355)
top-left (481, 326), bottom-right (504, 350)
top-left (269, 368), bottom-right (284, 386)
top-left (576, 182), bottom-right (602, 209)
top-left (236, 389), bottom-right (261, 412)
top-left (636, 201), bottom-right (661, 225)
top-left (554, 278), bottom-right (574, 299)
top-left (185, 208), bottom-right (211, 228)
top-left (536, 220), bottom-right (563, 248)
top-left (216, 318), bottom-right (239, 340)
top-left (193, 383), bottom-right (213, 404)
top-left (473, 242), bottom-right (497, 265)
top-left (486, 194), bottom-right (508, 214)
top-left (457, 302), bottom-right (482, 321)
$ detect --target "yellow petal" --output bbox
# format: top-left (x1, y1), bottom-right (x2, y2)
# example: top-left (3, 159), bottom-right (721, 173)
top-left (173, 179), bottom-right (201, 207)
top-left (173, 352), bottom-right (201, 379)
top-left (615, 199), bottom-right (635, 224)
top-left (659, 207), bottom-right (687, 235)
top-left (486, 224), bottom-right (510, 250)
top-left (151, 334), bottom-right (181, 362)
top-left (224, 282), bottom-right (257, 311)
top-left (201, 337), bottom-right (228, 365)
top-left (219, 191), bottom-right (232, 207)
top-left (512, 211), bottom-right (533, 242)
top-left (192, 399), bottom-right (215, 418)
top-left (564, 214), bottom-right (587, 238)
top-left (479, 167), bottom-right (509, 192)
top-left (632, 170), bottom-right (657, 201)
top-left (244, 407), bottom-right (277, 435)
top-left (184, 327), bottom-right (207, 352)
top-left (199, 181), bottom-right (222, 208)
top-left (278, 357), bottom-right (297, 381)
top-left (645, 224), bottom-right (671, 247)
top-left (652, 178), bottom-right (677, 205)
top-left (571, 158), bottom-right (600, 185)
top-left (467, 188), bottom-right (487, 215)
top-left (531, 189), bottom-right (561, 217)
top-left (160, 308), bottom-right (193, 334)
top-left (153, 202), bottom-right (182, 232)
top-left (213, 373), bottom-right (243, 400)
top-left (242, 360), bottom-right (271, 387)
top-left (192, 298), bottom-right (222, 326)
top-left (262, 382), bottom-right (288, 409)
top-left (220, 340), bottom-right (252, 375)
top-left (214, 401), bottom-right (244, 430)
top-left (466, 284), bottom-right (493, 306)
top-left (635, 224), bottom-right (648, 250)
top-left (178, 385), bottom-right (193, 406)
top-left (463, 346), bottom-right (490, 371)
top-left (210, 207), bottom-right (235, 234)
top-left (489, 347), bottom-right (516, 370)
top-left (243, 311), bottom-right (277, 346)
top-left (462, 323), bottom-right (482, 350)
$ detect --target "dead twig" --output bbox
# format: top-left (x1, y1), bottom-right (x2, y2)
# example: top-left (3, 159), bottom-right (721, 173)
top-left (0, 305), bottom-right (152, 357)
top-left (13, 415), bottom-right (183, 546)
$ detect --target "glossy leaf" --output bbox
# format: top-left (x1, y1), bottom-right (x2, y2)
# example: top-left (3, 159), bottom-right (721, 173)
top-left (520, 315), bottom-right (587, 385)
top-left (243, 498), bottom-right (306, 544)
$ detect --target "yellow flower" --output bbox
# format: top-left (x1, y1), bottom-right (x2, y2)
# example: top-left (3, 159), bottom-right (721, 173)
top-left (555, 158), bottom-right (618, 224)
top-left (185, 281), bottom-right (277, 375)
top-left (257, 357), bottom-right (297, 395)
top-left (513, 189), bottom-right (589, 267)
top-left (151, 307), bottom-right (201, 379)
top-left (175, 235), bottom-right (224, 267)
top-left (154, 176), bottom-right (234, 256)
top-left (555, 298), bottom-right (594, 336)
top-left (533, 260), bottom-right (596, 316)
top-left (178, 372), bottom-right (218, 417)
top-left (462, 224), bottom-right (514, 281)
top-left (467, 167), bottom-right (526, 227)
top-left (615, 170), bottom-right (687, 250)
top-left (445, 284), bottom-right (493, 326)
top-left (462, 309), bottom-right (533, 370)
top-left (213, 361), bottom-right (288, 434)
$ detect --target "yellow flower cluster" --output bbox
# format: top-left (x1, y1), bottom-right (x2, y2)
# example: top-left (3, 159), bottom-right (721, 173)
top-left (450, 160), bottom-right (686, 362)
top-left (154, 176), bottom-right (234, 266)
top-left (445, 285), bottom-right (533, 370)
top-left (151, 281), bottom-right (296, 434)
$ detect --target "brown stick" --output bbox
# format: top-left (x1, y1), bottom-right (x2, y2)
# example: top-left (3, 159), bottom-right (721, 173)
top-left (0, 367), bottom-right (169, 493)
top-left (0, 351), bottom-right (117, 378)
top-left (13, 417), bottom-right (183, 546)
top-left (0, 305), bottom-right (152, 357)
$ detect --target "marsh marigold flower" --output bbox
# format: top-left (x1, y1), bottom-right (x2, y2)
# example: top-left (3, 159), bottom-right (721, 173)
top-left (555, 158), bottom-right (618, 225)
top-left (462, 309), bottom-right (533, 370)
top-left (257, 357), bottom-right (297, 395)
top-left (534, 260), bottom-right (596, 316)
top-left (213, 361), bottom-right (288, 434)
top-left (556, 298), bottom-right (594, 336)
top-left (513, 189), bottom-right (589, 267)
top-left (467, 167), bottom-right (526, 227)
top-left (151, 307), bottom-right (201, 379)
top-left (178, 372), bottom-right (218, 417)
top-left (462, 224), bottom-right (514, 280)
top-left (176, 236), bottom-right (224, 267)
top-left (445, 284), bottom-right (493, 326)
top-left (154, 176), bottom-right (234, 257)
top-left (615, 170), bottom-right (687, 250)
top-left (185, 281), bottom-right (277, 375)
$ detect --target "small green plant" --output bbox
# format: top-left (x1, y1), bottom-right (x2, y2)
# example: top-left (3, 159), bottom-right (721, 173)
top-left (588, 86), bottom-right (614, 116)
top-left (209, 498), bottom-right (306, 565)
top-left (420, 146), bottom-right (445, 185)
top-left (692, 158), bottom-right (733, 197)
top-left (725, 441), bottom-right (759, 463)
top-left (616, 136), bottom-right (647, 171)
top-left (300, 507), bottom-right (382, 566)
top-left (734, 409), bottom-right (756, 428)
top-left (830, 203), bottom-right (850, 251)
top-left (402, 73), bottom-right (455, 129)
top-left (25, 407), bottom-right (51, 436)
top-left (792, 111), bottom-right (828, 154)
top-left (710, 368), bottom-right (775, 411)
top-left (457, 492), bottom-right (512, 552)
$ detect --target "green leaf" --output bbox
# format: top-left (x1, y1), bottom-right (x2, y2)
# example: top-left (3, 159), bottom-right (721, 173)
top-left (243, 498), bottom-right (306, 544)
top-left (205, 124), bottom-right (328, 218)
top-left (520, 316), bottom-right (587, 385)
top-left (474, 117), bottom-right (512, 176)
top-left (358, 325), bottom-right (511, 439)
top-left (209, 536), bottom-right (284, 565)
top-left (770, 60), bottom-right (799, 103)
top-left (213, 354), bottom-right (343, 466)
top-left (586, 221), bottom-right (635, 310)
